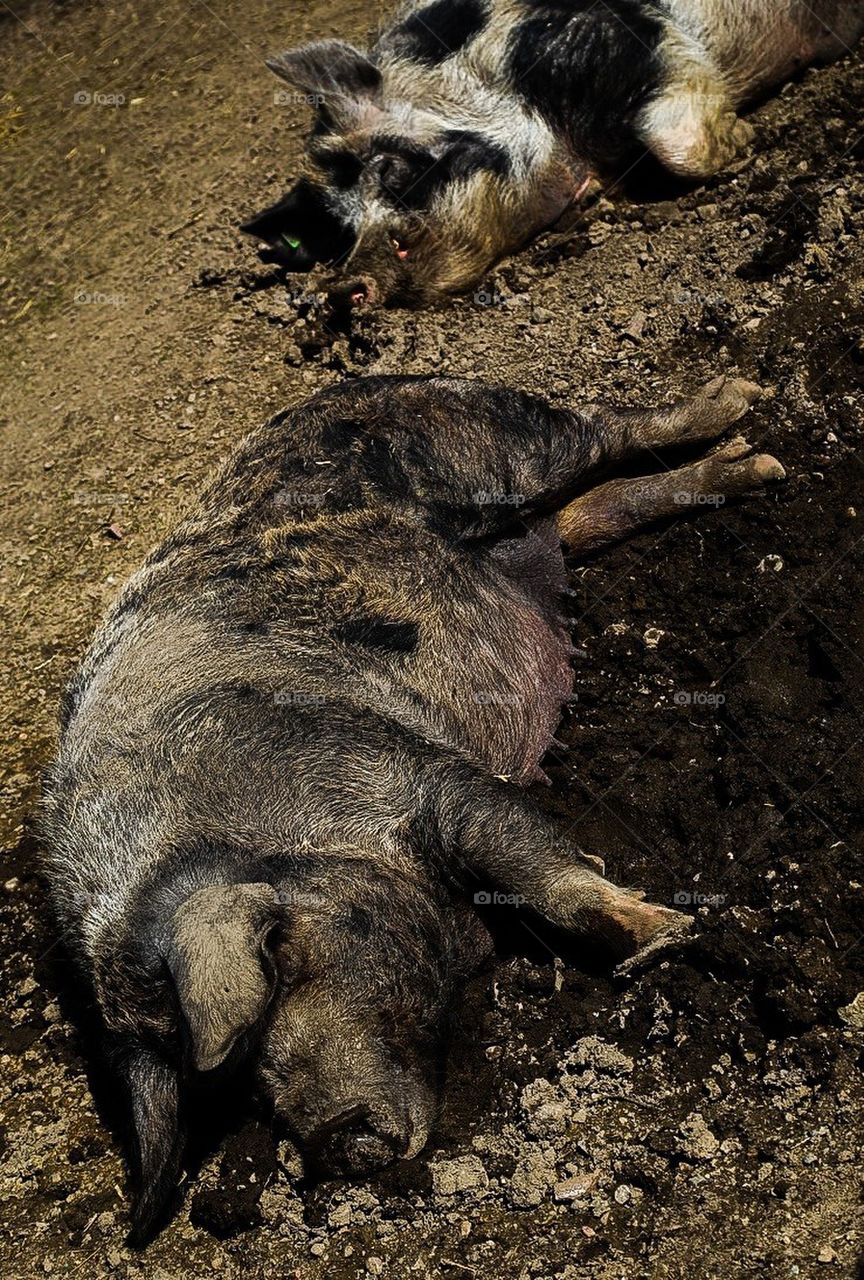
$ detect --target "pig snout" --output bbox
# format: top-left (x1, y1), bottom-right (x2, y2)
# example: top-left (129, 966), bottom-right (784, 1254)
top-left (326, 273), bottom-right (380, 310)
top-left (307, 1102), bottom-right (414, 1176)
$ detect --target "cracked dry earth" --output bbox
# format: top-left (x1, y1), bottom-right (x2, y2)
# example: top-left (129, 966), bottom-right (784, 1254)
top-left (2, 1), bottom-right (864, 1278)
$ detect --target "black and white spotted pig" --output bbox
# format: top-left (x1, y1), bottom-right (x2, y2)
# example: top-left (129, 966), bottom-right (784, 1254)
top-left (241, 0), bottom-right (864, 305)
top-left (41, 373), bottom-right (783, 1240)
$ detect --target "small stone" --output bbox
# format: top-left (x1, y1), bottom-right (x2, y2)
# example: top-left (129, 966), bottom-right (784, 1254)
top-left (367, 1259), bottom-right (385, 1276)
top-left (553, 1172), bottom-right (599, 1202)
top-left (817, 1246), bottom-right (837, 1264)
top-left (614, 1184), bottom-right (632, 1205)
top-left (310, 1242), bottom-right (326, 1257)
top-left (622, 310), bottom-right (647, 342)
top-left (566, 1037), bottom-right (634, 1075)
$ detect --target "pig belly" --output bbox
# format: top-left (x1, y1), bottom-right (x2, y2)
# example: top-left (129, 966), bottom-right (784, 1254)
top-left (670, 0), bottom-right (863, 99)
top-left (430, 520), bottom-right (574, 785)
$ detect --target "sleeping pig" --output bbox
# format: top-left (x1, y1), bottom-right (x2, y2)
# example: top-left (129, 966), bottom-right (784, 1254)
top-left (40, 372), bottom-right (784, 1241)
top-left (241, 0), bottom-right (864, 305)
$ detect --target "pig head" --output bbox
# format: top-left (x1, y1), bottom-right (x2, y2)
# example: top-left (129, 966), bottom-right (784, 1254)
top-left (240, 39), bottom-right (576, 306)
top-left (61, 837), bottom-right (489, 1243)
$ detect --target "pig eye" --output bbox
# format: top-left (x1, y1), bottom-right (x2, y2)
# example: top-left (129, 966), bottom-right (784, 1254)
top-left (391, 235), bottom-right (409, 261)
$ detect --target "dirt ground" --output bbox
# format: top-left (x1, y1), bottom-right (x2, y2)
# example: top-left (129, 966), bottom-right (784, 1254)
top-left (2, 1), bottom-right (864, 1278)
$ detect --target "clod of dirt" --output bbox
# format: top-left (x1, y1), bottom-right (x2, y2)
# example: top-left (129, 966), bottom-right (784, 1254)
top-left (430, 1155), bottom-right (489, 1197)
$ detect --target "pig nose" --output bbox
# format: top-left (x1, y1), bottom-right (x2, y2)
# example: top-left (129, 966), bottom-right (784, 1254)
top-left (309, 1105), bottom-right (406, 1176)
top-left (327, 276), bottom-right (378, 310)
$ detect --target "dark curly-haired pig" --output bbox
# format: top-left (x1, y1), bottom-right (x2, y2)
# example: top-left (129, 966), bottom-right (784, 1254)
top-left (240, 0), bottom-right (864, 305)
top-left (40, 373), bottom-right (784, 1241)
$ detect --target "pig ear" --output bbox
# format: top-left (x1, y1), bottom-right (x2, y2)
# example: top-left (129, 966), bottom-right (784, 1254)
top-left (120, 1045), bottom-right (184, 1246)
top-left (266, 40), bottom-right (382, 129)
top-left (166, 883), bottom-right (278, 1073)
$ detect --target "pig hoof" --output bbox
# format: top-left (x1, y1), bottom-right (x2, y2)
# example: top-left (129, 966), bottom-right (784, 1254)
top-left (698, 376), bottom-right (763, 425)
top-left (703, 436), bottom-right (786, 495)
top-left (614, 909), bottom-right (697, 977)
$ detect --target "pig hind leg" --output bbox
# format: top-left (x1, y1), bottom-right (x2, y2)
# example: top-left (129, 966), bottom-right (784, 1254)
top-left (637, 32), bottom-right (753, 179)
top-left (557, 436), bottom-right (785, 556)
top-left (585, 375), bottom-right (764, 466)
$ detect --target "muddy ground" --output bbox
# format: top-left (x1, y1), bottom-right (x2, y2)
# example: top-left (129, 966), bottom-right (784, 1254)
top-left (2, 1), bottom-right (864, 1277)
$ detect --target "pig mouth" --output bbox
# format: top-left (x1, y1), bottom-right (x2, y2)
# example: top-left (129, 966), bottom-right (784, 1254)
top-left (304, 1101), bottom-right (430, 1177)
top-left (307, 1104), bottom-right (407, 1175)
top-left (294, 1083), bottom-right (433, 1179)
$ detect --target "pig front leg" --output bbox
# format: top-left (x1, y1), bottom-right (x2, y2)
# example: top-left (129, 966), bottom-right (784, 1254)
top-left (429, 767), bottom-right (694, 970)
top-left (637, 56), bottom-right (754, 180)
top-left (557, 435), bottom-right (785, 555)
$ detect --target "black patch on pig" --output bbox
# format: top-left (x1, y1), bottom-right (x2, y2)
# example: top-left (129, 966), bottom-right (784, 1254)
top-left (272, 530), bottom-right (318, 551)
top-left (506, 0), bottom-right (664, 171)
top-left (332, 616), bottom-right (420, 653)
top-left (240, 177), bottom-right (356, 268)
top-left (113, 587), bottom-right (145, 619)
top-left (309, 144), bottom-right (365, 190)
top-left (371, 130), bottom-right (511, 210)
top-left (386, 0), bottom-right (489, 66)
